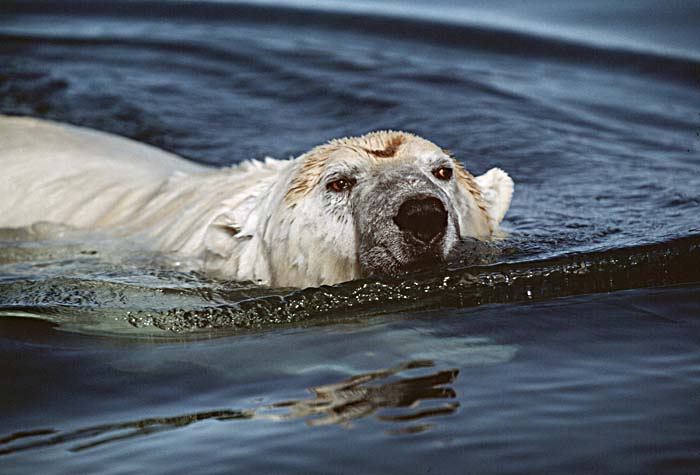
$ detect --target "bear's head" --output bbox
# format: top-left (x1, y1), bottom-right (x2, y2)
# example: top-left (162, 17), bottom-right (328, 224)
top-left (246, 131), bottom-right (513, 287)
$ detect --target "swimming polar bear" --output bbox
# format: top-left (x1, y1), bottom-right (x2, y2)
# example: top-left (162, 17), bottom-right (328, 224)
top-left (0, 115), bottom-right (513, 288)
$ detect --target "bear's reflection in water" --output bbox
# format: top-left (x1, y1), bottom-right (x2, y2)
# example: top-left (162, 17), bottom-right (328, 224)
top-left (0, 361), bottom-right (458, 455)
top-left (264, 360), bottom-right (459, 430)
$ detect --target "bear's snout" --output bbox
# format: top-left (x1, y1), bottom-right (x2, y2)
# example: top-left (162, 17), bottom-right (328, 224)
top-left (393, 196), bottom-right (448, 244)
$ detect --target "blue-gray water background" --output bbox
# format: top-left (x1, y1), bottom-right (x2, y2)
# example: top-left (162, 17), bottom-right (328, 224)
top-left (1, 1), bottom-right (699, 473)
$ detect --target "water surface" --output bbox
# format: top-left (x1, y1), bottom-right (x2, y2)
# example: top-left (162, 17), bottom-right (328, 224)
top-left (1, 1), bottom-right (699, 473)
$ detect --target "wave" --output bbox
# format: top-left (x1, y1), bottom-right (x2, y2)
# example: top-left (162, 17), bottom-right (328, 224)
top-left (129, 235), bottom-right (700, 332)
top-left (2, 235), bottom-right (699, 334)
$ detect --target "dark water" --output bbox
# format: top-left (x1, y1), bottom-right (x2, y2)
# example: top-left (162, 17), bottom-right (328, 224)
top-left (1, 1), bottom-right (700, 473)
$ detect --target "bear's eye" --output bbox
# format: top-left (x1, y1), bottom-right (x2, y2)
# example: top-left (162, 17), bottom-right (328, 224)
top-left (433, 167), bottom-right (453, 181)
top-left (326, 177), bottom-right (355, 193)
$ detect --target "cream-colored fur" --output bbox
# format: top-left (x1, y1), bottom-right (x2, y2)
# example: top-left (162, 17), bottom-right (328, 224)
top-left (0, 115), bottom-right (513, 287)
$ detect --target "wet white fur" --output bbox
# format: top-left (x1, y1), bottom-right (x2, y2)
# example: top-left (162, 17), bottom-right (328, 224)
top-left (0, 115), bottom-right (513, 287)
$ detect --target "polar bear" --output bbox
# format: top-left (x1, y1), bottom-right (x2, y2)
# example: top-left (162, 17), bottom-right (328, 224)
top-left (0, 115), bottom-right (513, 288)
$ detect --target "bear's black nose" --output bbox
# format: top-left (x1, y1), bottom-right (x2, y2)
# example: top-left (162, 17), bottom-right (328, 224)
top-left (394, 196), bottom-right (448, 243)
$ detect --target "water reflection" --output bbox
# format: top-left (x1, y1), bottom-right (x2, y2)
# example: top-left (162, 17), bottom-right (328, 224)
top-left (263, 360), bottom-right (459, 430)
top-left (0, 361), bottom-right (458, 455)
top-left (0, 410), bottom-right (252, 455)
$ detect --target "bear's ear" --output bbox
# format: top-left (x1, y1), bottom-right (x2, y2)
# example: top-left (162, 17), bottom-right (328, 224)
top-left (475, 168), bottom-right (513, 225)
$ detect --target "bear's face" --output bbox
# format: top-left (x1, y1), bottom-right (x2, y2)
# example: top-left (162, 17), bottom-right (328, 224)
top-left (270, 131), bottom-right (512, 286)
top-left (318, 138), bottom-right (464, 277)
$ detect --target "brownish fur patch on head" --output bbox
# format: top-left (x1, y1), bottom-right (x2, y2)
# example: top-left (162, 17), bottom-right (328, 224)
top-left (363, 135), bottom-right (404, 158)
top-left (284, 131), bottom-right (412, 206)
top-left (453, 160), bottom-right (492, 233)
top-left (284, 146), bottom-right (333, 206)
